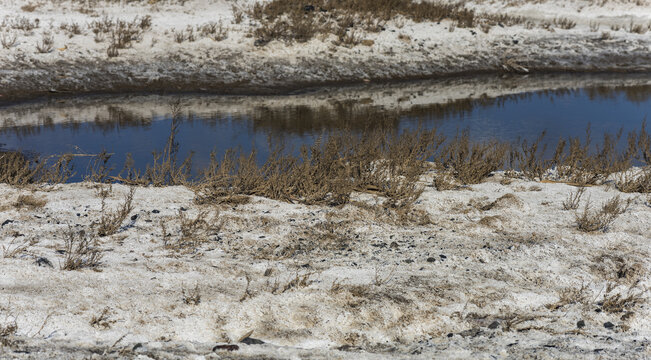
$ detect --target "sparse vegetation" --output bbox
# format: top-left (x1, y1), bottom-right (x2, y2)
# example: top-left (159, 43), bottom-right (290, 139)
top-left (0, 31), bottom-right (17, 49)
top-left (90, 307), bottom-right (114, 329)
top-left (562, 187), bottom-right (585, 210)
top-left (60, 226), bottom-right (103, 270)
top-left (13, 194), bottom-right (46, 209)
top-left (96, 186), bottom-right (135, 237)
top-left (182, 284), bottom-right (201, 305)
top-left (249, 0), bottom-right (480, 45)
top-left (35, 32), bottom-right (54, 53)
top-left (575, 195), bottom-right (631, 232)
top-left (554, 17), bottom-right (576, 30)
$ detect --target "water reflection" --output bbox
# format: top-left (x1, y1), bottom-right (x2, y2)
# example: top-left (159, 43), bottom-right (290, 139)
top-left (1, 74), bottom-right (649, 180)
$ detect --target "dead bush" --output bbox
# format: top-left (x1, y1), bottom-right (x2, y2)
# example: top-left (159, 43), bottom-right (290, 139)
top-left (35, 32), bottom-right (53, 53)
top-left (60, 22), bottom-right (83, 37)
top-left (601, 282), bottom-right (646, 314)
top-left (13, 194), bottom-right (46, 209)
top-left (438, 130), bottom-right (508, 184)
top-left (562, 187), bottom-right (585, 210)
top-left (249, 0), bottom-right (477, 45)
top-left (0, 319), bottom-right (17, 346)
top-left (96, 187), bottom-right (135, 237)
top-left (162, 209), bottom-right (220, 252)
top-left (0, 31), bottom-right (17, 49)
top-left (554, 17), bottom-right (576, 30)
top-left (182, 284), bottom-right (201, 305)
top-left (60, 226), bottom-right (103, 270)
top-left (90, 307), bottom-right (114, 329)
top-left (575, 195), bottom-right (631, 232)
top-left (0, 151), bottom-right (38, 185)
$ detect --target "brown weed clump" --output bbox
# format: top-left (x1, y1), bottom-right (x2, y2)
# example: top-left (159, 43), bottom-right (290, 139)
top-left (575, 195), bottom-right (631, 233)
top-left (61, 226), bottom-right (103, 270)
top-left (249, 0), bottom-right (476, 45)
top-left (196, 128), bottom-right (442, 209)
top-left (437, 130), bottom-right (508, 184)
top-left (96, 187), bottom-right (135, 237)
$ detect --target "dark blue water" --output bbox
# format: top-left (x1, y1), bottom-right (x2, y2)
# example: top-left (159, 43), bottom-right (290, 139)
top-left (1, 84), bottom-right (649, 181)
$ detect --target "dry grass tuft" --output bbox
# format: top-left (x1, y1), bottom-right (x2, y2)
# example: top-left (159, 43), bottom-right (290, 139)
top-left (0, 31), bottom-right (17, 49)
top-left (438, 130), bottom-right (508, 184)
top-left (35, 32), bottom-right (54, 53)
top-left (162, 209), bottom-right (220, 252)
top-left (13, 194), bottom-right (46, 209)
top-left (0, 319), bottom-right (17, 346)
top-left (575, 195), bottom-right (631, 232)
top-left (601, 282), bottom-right (647, 314)
top-left (249, 0), bottom-right (479, 45)
top-left (182, 284), bottom-right (201, 305)
top-left (96, 187), bottom-right (135, 237)
top-left (553, 17), bottom-right (576, 30)
top-left (562, 187), bottom-right (585, 210)
top-left (90, 307), bottom-right (114, 329)
top-left (61, 226), bottom-right (103, 270)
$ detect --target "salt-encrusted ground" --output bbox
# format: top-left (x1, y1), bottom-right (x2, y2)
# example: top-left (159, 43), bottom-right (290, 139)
top-left (0, 172), bottom-right (649, 359)
top-left (0, 0), bottom-right (650, 102)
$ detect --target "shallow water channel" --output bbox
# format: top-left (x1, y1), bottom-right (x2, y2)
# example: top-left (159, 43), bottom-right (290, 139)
top-left (1, 73), bottom-right (650, 181)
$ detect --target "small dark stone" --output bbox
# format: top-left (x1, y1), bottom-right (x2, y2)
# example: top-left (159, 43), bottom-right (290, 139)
top-left (213, 344), bottom-right (239, 352)
top-left (35, 257), bottom-right (53, 268)
top-left (2, 219), bottom-right (14, 227)
top-left (152, 209), bottom-right (160, 214)
top-left (304, 5), bottom-right (315, 12)
top-left (241, 337), bottom-right (264, 345)
top-left (390, 241), bottom-right (399, 249)
top-left (426, 257), bottom-right (436, 263)
top-left (439, 254), bottom-right (447, 260)
top-left (447, 333), bottom-right (454, 338)
top-left (76, 213), bottom-right (81, 217)
top-left (131, 214), bottom-right (138, 221)
top-left (604, 322), bottom-right (615, 329)
top-left (513, 39), bottom-right (519, 44)
top-left (488, 321), bottom-right (500, 330)
top-left (55, 249), bottom-right (66, 254)
top-left (594, 348), bottom-right (604, 353)
top-left (180, 207), bottom-right (187, 211)
top-left (470, 30), bottom-right (476, 35)
top-left (404, 259), bottom-right (413, 264)
top-left (595, 308), bottom-right (602, 313)
top-left (132, 343), bottom-right (143, 351)
top-left (301, 263), bottom-right (310, 268)
top-left (577, 320), bottom-right (586, 329)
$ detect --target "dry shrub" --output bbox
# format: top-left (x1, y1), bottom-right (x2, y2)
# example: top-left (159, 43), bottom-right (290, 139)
top-left (270, 272), bottom-right (316, 294)
top-left (197, 127), bottom-right (440, 209)
top-left (249, 0), bottom-right (477, 45)
top-left (0, 31), bottom-right (17, 49)
top-left (85, 150), bottom-right (113, 183)
top-left (0, 151), bottom-right (39, 185)
top-left (35, 32), bottom-right (53, 53)
top-left (601, 282), bottom-right (646, 314)
top-left (0, 319), bottom-right (17, 346)
top-left (546, 284), bottom-right (589, 310)
top-left (438, 130), bottom-right (508, 184)
top-left (61, 227), bottom-right (103, 270)
top-left (182, 284), bottom-right (201, 305)
top-left (96, 187), bottom-right (135, 237)
top-left (433, 172), bottom-right (460, 190)
top-left (162, 209), bottom-right (220, 251)
top-left (562, 187), bottom-right (585, 210)
top-left (575, 195), bottom-right (631, 232)
top-left (1, 238), bottom-right (31, 258)
top-left (90, 307), bottom-right (114, 329)
top-left (13, 194), bottom-right (46, 209)
top-left (553, 17), bottom-right (576, 30)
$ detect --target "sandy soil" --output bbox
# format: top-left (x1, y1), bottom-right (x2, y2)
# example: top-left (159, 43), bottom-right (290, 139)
top-left (0, 0), bottom-right (650, 102)
top-left (0, 171), bottom-right (649, 359)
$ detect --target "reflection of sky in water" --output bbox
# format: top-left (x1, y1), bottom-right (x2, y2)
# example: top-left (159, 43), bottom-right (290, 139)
top-left (1, 87), bottom-right (649, 182)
